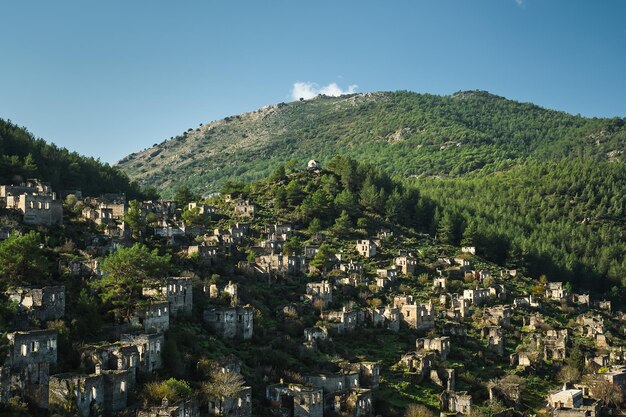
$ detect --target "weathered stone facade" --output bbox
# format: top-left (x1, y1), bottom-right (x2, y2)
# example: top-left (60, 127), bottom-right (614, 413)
top-left (119, 333), bottom-right (164, 373)
top-left (7, 286), bottom-right (65, 322)
top-left (203, 305), bottom-right (254, 340)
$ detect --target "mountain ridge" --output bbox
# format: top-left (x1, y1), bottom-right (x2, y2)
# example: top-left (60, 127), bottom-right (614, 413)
top-left (116, 90), bottom-right (626, 198)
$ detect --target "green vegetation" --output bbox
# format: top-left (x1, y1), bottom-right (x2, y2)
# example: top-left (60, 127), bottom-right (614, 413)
top-left (89, 243), bottom-right (171, 320)
top-left (0, 118), bottom-right (145, 197)
top-left (118, 90), bottom-right (625, 196)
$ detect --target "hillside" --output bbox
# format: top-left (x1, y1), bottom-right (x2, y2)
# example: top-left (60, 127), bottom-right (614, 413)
top-left (0, 118), bottom-right (144, 198)
top-left (2, 159), bottom-right (625, 416)
top-left (117, 90), bottom-right (626, 197)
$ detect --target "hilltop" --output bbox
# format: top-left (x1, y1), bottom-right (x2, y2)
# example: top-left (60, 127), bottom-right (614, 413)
top-left (0, 119), bottom-right (146, 198)
top-left (117, 90), bottom-right (626, 197)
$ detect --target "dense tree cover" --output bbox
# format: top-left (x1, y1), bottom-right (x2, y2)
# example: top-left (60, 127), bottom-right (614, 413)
top-left (0, 118), bottom-right (145, 197)
top-left (119, 90), bottom-right (626, 197)
top-left (415, 160), bottom-right (626, 291)
top-left (0, 231), bottom-right (50, 290)
top-left (90, 243), bottom-right (171, 320)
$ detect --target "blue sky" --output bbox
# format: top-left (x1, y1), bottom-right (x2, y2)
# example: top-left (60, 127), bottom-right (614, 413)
top-left (1, 1), bottom-right (625, 163)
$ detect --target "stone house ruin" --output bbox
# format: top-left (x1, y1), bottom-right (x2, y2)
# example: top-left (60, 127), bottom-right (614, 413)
top-left (143, 277), bottom-right (193, 317)
top-left (119, 333), bottom-right (164, 373)
top-left (394, 252), bottom-right (417, 275)
top-left (203, 305), bottom-right (254, 340)
top-left (1, 180), bottom-right (63, 226)
top-left (137, 397), bottom-right (200, 417)
top-left (440, 390), bottom-right (472, 415)
top-left (393, 295), bottom-right (435, 330)
top-left (356, 240), bottom-right (377, 258)
top-left (481, 326), bottom-right (504, 356)
top-left (7, 286), bottom-right (65, 322)
top-left (305, 280), bottom-right (333, 307)
top-left (136, 301), bottom-right (170, 334)
top-left (416, 336), bottom-right (451, 361)
top-left (207, 386), bottom-right (252, 417)
top-left (546, 282), bottom-right (569, 300)
top-left (266, 382), bottom-right (324, 417)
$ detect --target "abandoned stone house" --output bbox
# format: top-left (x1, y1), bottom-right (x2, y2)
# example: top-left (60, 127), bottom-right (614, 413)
top-left (416, 336), bottom-right (451, 361)
top-left (481, 326), bottom-right (504, 356)
top-left (6, 330), bottom-right (58, 368)
top-left (1, 180), bottom-right (63, 226)
top-left (340, 362), bottom-right (380, 390)
top-left (304, 371), bottom-right (361, 395)
top-left (393, 295), bottom-right (435, 330)
top-left (394, 252), bottom-right (417, 275)
top-left (399, 351), bottom-right (435, 377)
top-left (80, 342), bottom-right (139, 385)
top-left (571, 293), bottom-right (590, 306)
top-left (135, 301), bottom-right (170, 334)
top-left (439, 293), bottom-right (470, 320)
top-left (513, 294), bottom-right (540, 308)
top-left (187, 244), bottom-right (217, 264)
top-left (376, 268), bottom-right (397, 280)
top-left (484, 305), bottom-right (512, 326)
top-left (305, 280), bottom-right (333, 307)
top-left (0, 360), bottom-right (50, 408)
top-left (442, 321), bottom-right (468, 337)
top-left (303, 245), bottom-right (320, 259)
top-left (544, 329), bottom-right (568, 361)
top-left (461, 246), bottom-right (476, 255)
top-left (207, 386), bottom-right (252, 417)
top-left (59, 258), bottom-right (101, 277)
top-left (356, 239), bottom-right (377, 258)
top-left (322, 307), bottom-right (361, 335)
top-left (440, 390), bottom-right (472, 416)
top-left (377, 227), bottom-right (393, 239)
top-left (7, 285), bottom-right (65, 322)
top-left (266, 382), bottom-right (324, 417)
top-left (142, 199), bottom-right (177, 218)
top-left (137, 397), bottom-right (200, 417)
top-left (597, 300), bottom-right (611, 312)
top-left (339, 260), bottom-right (364, 275)
top-left (307, 159), bottom-right (322, 170)
top-left (433, 277), bottom-right (447, 291)
top-left (547, 387), bottom-right (584, 409)
top-left (203, 305), bottom-right (254, 340)
top-left (143, 277), bottom-right (193, 317)
top-left (546, 282), bottom-right (569, 300)
top-left (1, 330), bottom-right (57, 408)
top-left (49, 367), bottom-right (130, 416)
top-left (463, 288), bottom-right (491, 306)
top-left (454, 257), bottom-right (472, 271)
top-left (119, 333), bottom-right (164, 373)
top-left (233, 199), bottom-right (255, 218)
top-left (49, 373), bottom-right (105, 417)
top-left (188, 202), bottom-right (216, 215)
top-left (367, 305), bottom-right (400, 333)
top-left (256, 253), bottom-right (308, 276)
top-left (430, 368), bottom-right (456, 391)
top-left (510, 351), bottom-right (535, 369)
top-left (303, 327), bottom-right (329, 351)
top-left (266, 223), bottom-right (293, 236)
top-left (331, 388), bottom-right (373, 417)
top-left (207, 281), bottom-right (239, 306)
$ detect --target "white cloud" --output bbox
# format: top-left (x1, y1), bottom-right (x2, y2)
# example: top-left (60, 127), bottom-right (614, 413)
top-left (515, 0), bottom-right (525, 6)
top-left (291, 81), bottom-right (358, 101)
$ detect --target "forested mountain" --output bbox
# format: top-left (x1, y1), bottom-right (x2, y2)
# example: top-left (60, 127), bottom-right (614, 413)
top-left (415, 160), bottom-right (626, 291)
top-left (117, 90), bottom-right (626, 197)
top-left (0, 119), bottom-right (144, 197)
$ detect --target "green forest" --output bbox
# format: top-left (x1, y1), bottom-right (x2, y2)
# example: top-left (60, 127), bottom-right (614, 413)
top-left (0, 119), bottom-right (144, 198)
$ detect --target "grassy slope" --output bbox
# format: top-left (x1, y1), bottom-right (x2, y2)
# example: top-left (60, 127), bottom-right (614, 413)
top-left (117, 90), bottom-right (626, 197)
